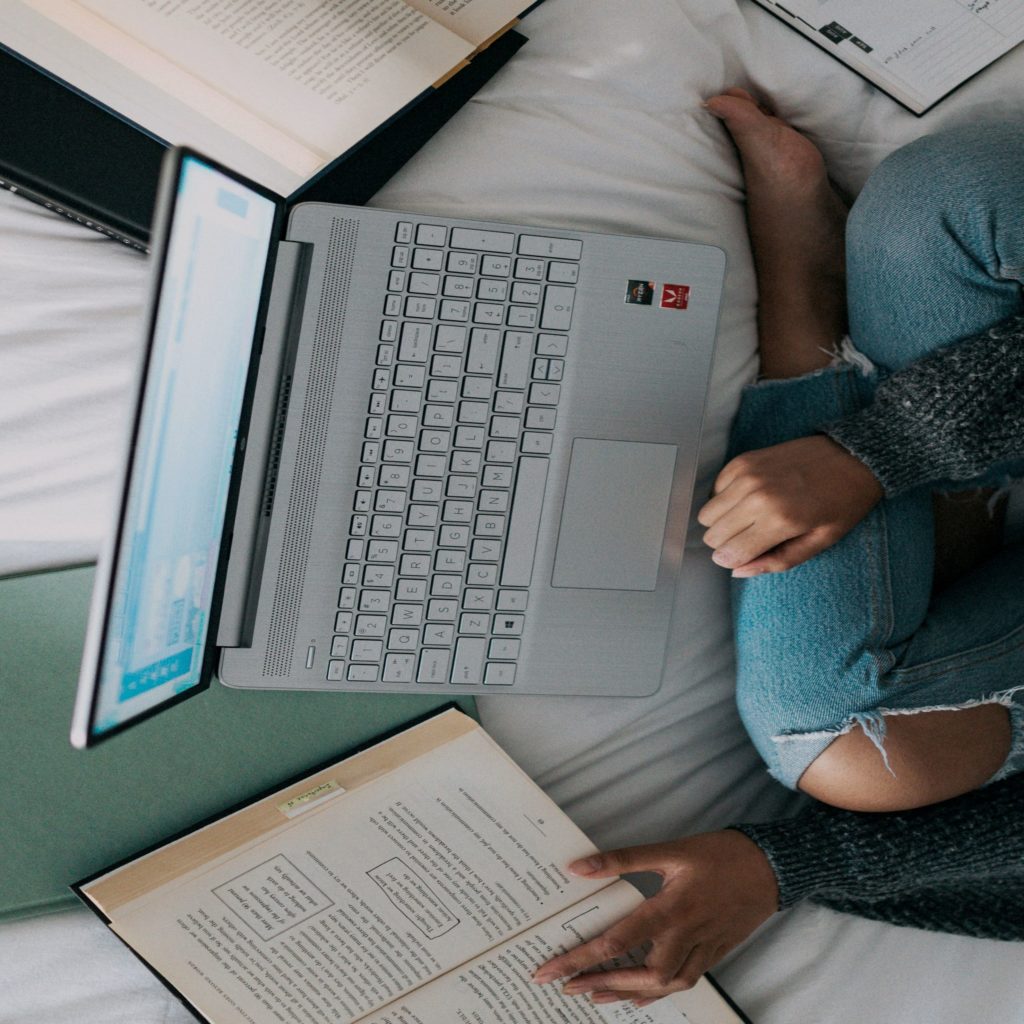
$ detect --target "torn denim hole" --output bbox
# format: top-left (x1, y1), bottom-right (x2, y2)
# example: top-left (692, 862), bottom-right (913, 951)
top-left (771, 682), bottom-right (1024, 782)
top-left (831, 335), bottom-right (876, 376)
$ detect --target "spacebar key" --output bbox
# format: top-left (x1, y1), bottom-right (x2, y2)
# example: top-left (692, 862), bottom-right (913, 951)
top-left (501, 457), bottom-right (549, 586)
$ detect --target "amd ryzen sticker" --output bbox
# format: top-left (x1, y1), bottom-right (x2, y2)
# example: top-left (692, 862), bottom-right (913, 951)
top-left (660, 284), bottom-right (690, 310)
top-left (625, 280), bottom-right (654, 305)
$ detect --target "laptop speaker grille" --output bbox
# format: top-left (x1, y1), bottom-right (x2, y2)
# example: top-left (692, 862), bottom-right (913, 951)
top-left (263, 217), bottom-right (359, 677)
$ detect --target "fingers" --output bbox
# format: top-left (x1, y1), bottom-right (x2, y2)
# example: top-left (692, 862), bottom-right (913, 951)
top-left (731, 529), bottom-right (835, 577)
top-left (532, 912), bottom-right (660, 985)
top-left (567, 841), bottom-right (682, 879)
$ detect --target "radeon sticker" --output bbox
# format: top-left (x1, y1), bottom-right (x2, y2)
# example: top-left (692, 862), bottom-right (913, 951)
top-left (625, 280), bottom-right (654, 305)
top-left (660, 284), bottom-right (690, 310)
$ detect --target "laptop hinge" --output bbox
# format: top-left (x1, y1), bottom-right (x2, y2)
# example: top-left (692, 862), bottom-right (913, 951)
top-left (217, 239), bottom-right (312, 649)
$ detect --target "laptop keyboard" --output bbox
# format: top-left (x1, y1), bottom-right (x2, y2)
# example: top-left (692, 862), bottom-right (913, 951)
top-left (328, 221), bottom-right (582, 687)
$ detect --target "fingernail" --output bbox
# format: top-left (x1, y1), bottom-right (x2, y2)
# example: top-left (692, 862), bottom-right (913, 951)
top-left (711, 550), bottom-right (735, 568)
top-left (568, 856), bottom-right (602, 875)
top-left (591, 993), bottom-right (618, 1004)
top-left (562, 982), bottom-right (585, 995)
top-left (532, 969), bottom-right (560, 984)
top-left (731, 567), bottom-right (765, 579)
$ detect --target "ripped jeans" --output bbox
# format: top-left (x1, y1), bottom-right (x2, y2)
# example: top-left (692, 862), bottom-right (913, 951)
top-left (731, 121), bottom-right (1024, 790)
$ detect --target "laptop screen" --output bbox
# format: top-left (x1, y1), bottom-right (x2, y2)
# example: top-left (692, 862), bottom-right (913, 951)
top-left (79, 153), bottom-right (278, 744)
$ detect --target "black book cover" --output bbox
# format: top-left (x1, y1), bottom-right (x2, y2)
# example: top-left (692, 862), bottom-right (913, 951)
top-left (0, 28), bottom-right (527, 251)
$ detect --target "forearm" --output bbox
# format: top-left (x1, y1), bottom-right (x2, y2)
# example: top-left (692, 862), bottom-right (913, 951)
top-left (822, 314), bottom-right (1024, 496)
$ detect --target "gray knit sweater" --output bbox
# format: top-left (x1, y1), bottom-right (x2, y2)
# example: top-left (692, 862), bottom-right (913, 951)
top-left (824, 314), bottom-right (1024, 495)
top-left (732, 313), bottom-right (1024, 939)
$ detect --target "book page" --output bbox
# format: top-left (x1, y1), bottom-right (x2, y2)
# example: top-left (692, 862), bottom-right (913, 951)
top-left (76, 0), bottom-right (474, 156)
top-left (757, 0), bottom-right (1024, 111)
top-left (363, 881), bottom-right (742, 1024)
top-left (98, 721), bottom-right (608, 1024)
top-left (402, 0), bottom-right (526, 47)
top-left (4, 0), bottom-right (322, 193)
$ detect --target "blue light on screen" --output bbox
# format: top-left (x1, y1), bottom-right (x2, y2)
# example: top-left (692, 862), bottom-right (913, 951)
top-left (94, 157), bottom-right (276, 734)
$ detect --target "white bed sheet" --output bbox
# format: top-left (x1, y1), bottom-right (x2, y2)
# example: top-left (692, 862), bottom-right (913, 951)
top-left (2, 1), bottom-right (1023, 1022)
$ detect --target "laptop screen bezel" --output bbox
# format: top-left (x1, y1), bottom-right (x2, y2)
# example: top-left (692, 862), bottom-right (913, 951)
top-left (71, 147), bottom-right (286, 748)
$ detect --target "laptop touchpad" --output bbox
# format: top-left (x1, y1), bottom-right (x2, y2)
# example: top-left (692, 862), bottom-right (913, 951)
top-left (552, 439), bottom-right (678, 591)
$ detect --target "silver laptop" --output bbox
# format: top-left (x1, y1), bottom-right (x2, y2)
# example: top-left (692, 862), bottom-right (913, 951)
top-left (71, 148), bottom-right (724, 747)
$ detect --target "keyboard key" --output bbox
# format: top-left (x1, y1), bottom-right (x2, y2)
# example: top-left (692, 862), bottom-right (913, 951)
top-left (386, 630), bottom-right (419, 651)
top-left (366, 540), bottom-right (399, 562)
top-left (443, 276), bottom-right (474, 298)
top-left (390, 390), bottom-right (420, 413)
top-left (363, 565), bottom-right (395, 587)
top-left (399, 553), bottom-right (430, 576)
top-left (459, 612), bottom-right (489, 635)
top-left (359, 590), bottom-right (390, 613)
top-left (384, 294), bottom-right (402, 317)
top-left (467, 328), bottom-right (501, 374)
top-left (383, 653), bottom-right (416, 682)
top-left (378, 464), bottom-right (410, 487)
top-left (388, 270), bottom-right (406, 291)
top-left (493, 614), bottom-right (525, 636)
top-left (416, 454), bottom-right (446, 477)
top-left (377, 345), bottom-right (395, 367)
top-left (417, 648), bottom-right (451, 684)
top-left (381, 440), bottom-right (413, 462)
top-left (457, 401), bottom-right (488, 424)
top-left (398, 323), bottom-right (431, 362)
top-left (346, 538), bottom-right (364, 560)
top-left (484, 662), bottom-right (516, 686)
top-left (419, 429), bottom-right (451, 453)
top-left (454, 425), bottom-right (485, 449)
top-left (386, 414), bottom-right (417, 437)
top-left (473, 303), bottom-right (504, 325)
top-left (427, 379), bottom-right (459, 402)
top-left (440, 299), bottom-right (471, 321)
top-left (423, 624), bottom-right (454, 646)
top-left (446, 475), bottom-right (477, 499)
top-left (374, 490), bottom-right (405, 513)
top-left (474, 514), bottom-right (506, 537)
top-left (395, 221), bottom-right (413, 244)
top-left (347, 664), bottom-right (379, 682)
top-left (403, 528), bottom-right (434, 551)
top-left (450, 228), bottom-right (514, 252)
top-left (447, 251), bottom-right (479, 274)
top-left (354, 615), bottom-right (387, 638)
top-left (427, 599), bottom-right (459, 621)
top-left (439, 525), bottom-right (470, 547)
top-left (501, 456), bottom-right (549, 586)
top-left (498, 332), bottom-right (532, 389)
top-left (405, 296), bottom-right (437, 319)
top-left (435, 549), bottom-right (466, 573)
top-left (489, 415), bottom-right (519, 439)
top-left (463, 588), bottom-right (494, 610)
top-left (507, 306), bottom-right (538, 329)
top-left (396, 578), bottom-right (427, 601)
top-left (482, 465), bottom-right (513, 488)
top-left (547, 359), bottom-right (564, 381)
top-left (536, 333), bottom-right (568, 357)
top-left (335, 611), bottom-right (353, 633)
top-left (391, 246), bottom-right (410, 268)
top-left (480, 254), bottom-right (512, 276)
top-left (519, 235), bottom-right (583, 260)
top-left (343, 562), bottom-right (360, 584)
top-left (411, 478), bottom-right (443, 502)
top-left (548, 261), bottom-right (579, 283)
top-left (486, 440), bottom-right (517, 463)
top-left (391, 603), bottom-right (424, 626)
top-left (468, 563), bottom-right (498, 585)
top-left (477, 278), bottom-right (509, 301)
top-left (514, 258), bottom-right (545, 281)
top-left (412, 248), bottom-right (443, 270)
top-left (497, 589), bottom-right (528, 611)
top-left (462, 376), bottom-right (492, 400)
top-left (478, 489), bottom-right (509, 512)
top-left (380, 320), bottom-right (398, 341)
top-left (331, 636), bottom-right (349, 657)
top-left (408, 272), bottom-right (440, 295)
top-left (470, 539), bottom-right (501, 562)
top-left (351, 638), bottom-right (384, 659)
top-left (435, 325), bottom-right (467, 352)
top-left (521, 431), bottom-right (554, 454)
top-left (525, 407), bottom-right (556, 430)
top-left (541, 285), bottom-right (575, 330)
top-left (511, 281), bottom-right (542, 303)
top-left (393, 365), bottom-right (426, 388)
top-left (338, 587), bottom-right (357, 609)
top-left (416, 224), bottom-right (447, 246)
top-left (450, 450), bottom-right (482, 474)
top-left (493, 391), bottom-right (524, 415)
top-left (489, 637), bottom-right (521, 659)
top-left (431, 354), bottom-right (462, 378)
top-left (529, 382), bottom-right (561, 405)
top-left (451, 637), bottom-right (487, 684)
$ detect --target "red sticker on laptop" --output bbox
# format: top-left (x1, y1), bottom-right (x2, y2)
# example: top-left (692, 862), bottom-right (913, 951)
top-left (660, 284), bottom-right (690, 310)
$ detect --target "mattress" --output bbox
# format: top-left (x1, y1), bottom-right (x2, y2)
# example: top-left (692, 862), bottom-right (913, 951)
top-left (2, 1), bottom-right (1023, 1022)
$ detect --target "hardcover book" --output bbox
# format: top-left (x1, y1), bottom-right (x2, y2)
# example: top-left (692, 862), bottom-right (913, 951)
top-left (76, 709), bottom-right (749, 1024)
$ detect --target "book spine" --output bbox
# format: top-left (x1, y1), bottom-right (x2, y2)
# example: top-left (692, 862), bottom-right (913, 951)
top-left (0, 171), bottom-right (149, 253)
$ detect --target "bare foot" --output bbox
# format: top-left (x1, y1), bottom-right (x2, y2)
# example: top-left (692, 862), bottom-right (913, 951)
top-left (705, 88), bottom-right (848, 378)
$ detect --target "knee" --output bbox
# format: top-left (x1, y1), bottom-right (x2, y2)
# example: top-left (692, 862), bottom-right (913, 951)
top-left (847, 122), bottom-right (1024, 278)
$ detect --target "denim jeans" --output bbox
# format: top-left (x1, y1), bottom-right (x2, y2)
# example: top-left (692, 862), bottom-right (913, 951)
top-left (730, 122), bottom-right (1024, 789)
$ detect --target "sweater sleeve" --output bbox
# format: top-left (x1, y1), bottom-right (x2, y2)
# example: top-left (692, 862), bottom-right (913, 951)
top-left (822, 314), bottom-right (1024, 497)
top-left (730, 772), bottom-right (1024, 938)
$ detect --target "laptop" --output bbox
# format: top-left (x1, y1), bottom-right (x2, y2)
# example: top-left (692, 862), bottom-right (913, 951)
top-left (71, 147), bottom-right (725, 748)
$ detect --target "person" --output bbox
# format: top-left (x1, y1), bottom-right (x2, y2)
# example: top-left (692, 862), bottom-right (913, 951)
top-left (531, 88), bottom-right (1024, 1007)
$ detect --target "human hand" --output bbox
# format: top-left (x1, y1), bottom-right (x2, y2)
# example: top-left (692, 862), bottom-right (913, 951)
top-left (531, 831), bottom-right (779, 1008)
top-left (698, 435), bottom-right (883, 576)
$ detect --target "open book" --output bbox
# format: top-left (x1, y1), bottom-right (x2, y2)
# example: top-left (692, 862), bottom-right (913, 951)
top-left (751, 0), bottom-right (1024, 114)
top-left (0, 0), bottom-right (534, 196)
top-left (76, 710), bottom-right (748, 1024)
